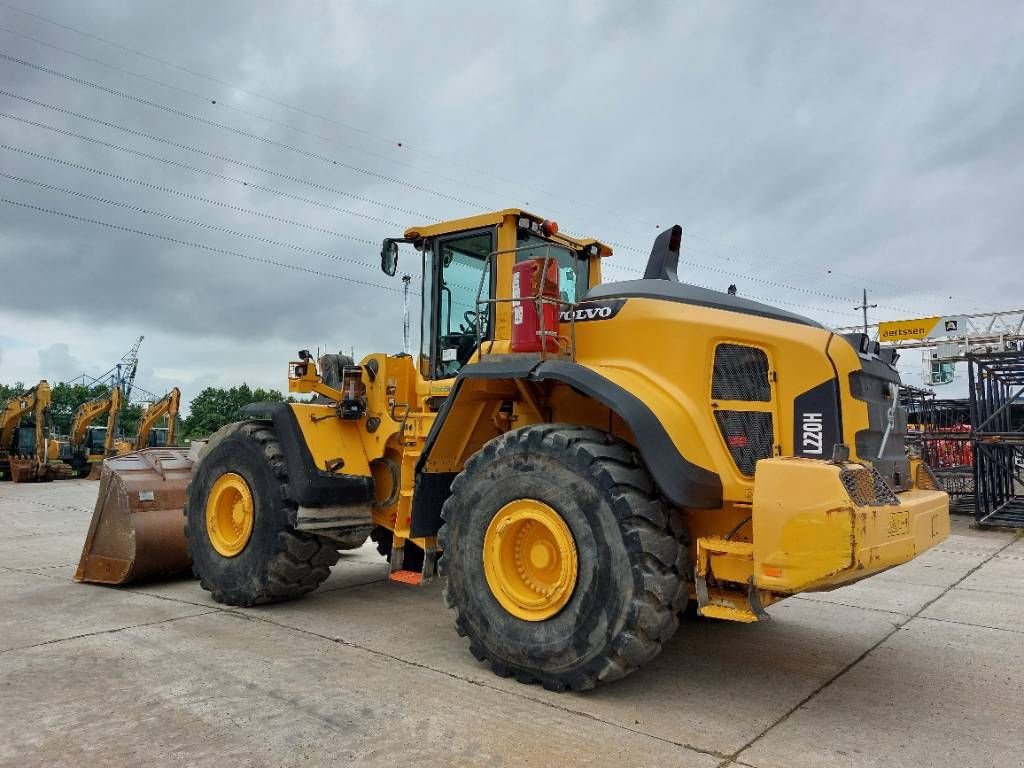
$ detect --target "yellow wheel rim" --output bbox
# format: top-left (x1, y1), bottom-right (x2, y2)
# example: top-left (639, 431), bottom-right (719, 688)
top-left (483, 499), bottom-right (578, 621)
top-left (206, 472), bottom-right (254, 557)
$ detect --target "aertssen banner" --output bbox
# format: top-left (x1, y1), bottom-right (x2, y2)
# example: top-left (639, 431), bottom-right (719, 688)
top-left (878, 316), bottom-right (967, 342)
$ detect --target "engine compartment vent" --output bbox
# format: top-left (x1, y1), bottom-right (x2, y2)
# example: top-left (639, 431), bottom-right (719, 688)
top-left (712, 344), bottom-right (771, 401)
top-left (714, 410), bottom-right (774, 476)
top-left (840, 466), bottom-right (900, 507)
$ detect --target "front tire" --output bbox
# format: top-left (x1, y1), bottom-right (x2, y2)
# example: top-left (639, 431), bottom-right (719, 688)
top-left (439, 424), bottom-right (686, 691)
top-left (184, 422), bottom-right (340, 606)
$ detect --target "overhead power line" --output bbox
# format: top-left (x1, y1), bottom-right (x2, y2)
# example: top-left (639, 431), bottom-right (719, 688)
top-left (0, 88), bottom-right (435, 220)
top-left (0, 197), bottom-right (408, 293)
top-left (0, 109), bottom-right (403, 228)
top-left (0, 17), bottom-right (878, 296)
top-left (0, 44), bottom-right (883, 296)
top-left (0, 171), bottom-right (386, 272)
top-left (0, 2), bottom-right (964, 310)
top-left (0, 92), bottom-right (883, 315)
top-left (0, 23), bottom-right (519, 211)
top-left (0, 0), bottom-right (631, 227)
top-left (0, 50), bottom-right (486, 211)
top-left (0, 142), bottom-right (382, 249)
top-left (0, 8), bottom-right (894, 286)
top-left (0, 52), bottom-right (935, 313)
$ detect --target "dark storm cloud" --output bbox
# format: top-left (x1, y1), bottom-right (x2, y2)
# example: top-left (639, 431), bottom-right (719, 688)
top-left (0, 0), bottom-right (1022, 402)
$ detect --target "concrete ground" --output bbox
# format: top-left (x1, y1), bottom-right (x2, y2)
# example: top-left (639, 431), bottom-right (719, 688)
top-left (1, 480), bottom-right (1021, 768)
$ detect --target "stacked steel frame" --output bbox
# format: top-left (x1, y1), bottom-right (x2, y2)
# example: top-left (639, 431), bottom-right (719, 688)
top-left (902, 387), bottom-right (975, 511)
top-left (968, 350), bottom-right (1024, 526)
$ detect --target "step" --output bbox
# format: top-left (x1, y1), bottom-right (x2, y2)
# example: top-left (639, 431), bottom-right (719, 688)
top-left (388, 570), bottom-right (423, 586)
top-left (699, 604), bottom-right (759, 623)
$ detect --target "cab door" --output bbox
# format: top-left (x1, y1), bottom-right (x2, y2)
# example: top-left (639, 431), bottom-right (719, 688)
top-left (421, 227), bottom-right (496, 381)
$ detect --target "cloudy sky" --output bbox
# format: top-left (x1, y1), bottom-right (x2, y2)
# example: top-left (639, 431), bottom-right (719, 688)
top-left (1, 0), bottom-right (1021, 408)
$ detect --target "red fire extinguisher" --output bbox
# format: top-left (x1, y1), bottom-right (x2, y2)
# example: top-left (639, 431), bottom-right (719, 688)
top-left (511, 258), bottom-right (560, 353)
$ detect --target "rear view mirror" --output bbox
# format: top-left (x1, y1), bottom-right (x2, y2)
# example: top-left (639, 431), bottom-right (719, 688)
top-left (381, 239), bottom-right (399, 276)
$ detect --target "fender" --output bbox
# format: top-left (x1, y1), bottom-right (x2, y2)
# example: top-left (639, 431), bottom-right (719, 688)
top-left (239, 403), bottom-right (374, 508)
top-left (412, 359), bottom-right (723, 537)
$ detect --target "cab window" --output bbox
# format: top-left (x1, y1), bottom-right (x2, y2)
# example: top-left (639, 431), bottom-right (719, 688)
top-left (515, 234), bottom-right (588, 302)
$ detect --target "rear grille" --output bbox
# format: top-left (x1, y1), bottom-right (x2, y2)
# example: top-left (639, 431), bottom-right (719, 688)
top-left (915, 462), bottom-right (942, 491)
top-left (840, 466), bottom-right (900, 506)
top-left (712, 344), bottom-right (770, 402)
top-left (715, 411), bottom-right (774, 476)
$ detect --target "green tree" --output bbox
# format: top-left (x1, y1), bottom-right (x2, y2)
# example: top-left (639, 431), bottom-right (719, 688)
top-left (49, 382), bottom-right (111, 435)
top-left (0, 381), bottom-right (27, 404)
top-left (180, 384), bottom-right (285, 440)
top-left (118, 402), bottom-right (145, 437)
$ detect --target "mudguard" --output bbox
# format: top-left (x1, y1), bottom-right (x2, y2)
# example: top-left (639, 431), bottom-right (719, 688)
top-left (239, 402), bottom-right (373, 508)
top-left (413, 359), bottom-right (723, 536)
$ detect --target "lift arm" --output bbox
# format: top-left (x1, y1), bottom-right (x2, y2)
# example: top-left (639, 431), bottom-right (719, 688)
top-left (31, 382), bottom-right (51, 464)
top-left (102, 386), bottom-right (123, 456)
top-left (133, 387), bottom-right (181, 450)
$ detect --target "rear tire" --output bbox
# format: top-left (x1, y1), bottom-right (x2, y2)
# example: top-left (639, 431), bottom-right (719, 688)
top-left (183, 421), bottom-right (339, 606)
top-left (439, 424), bottom-right (686, 691)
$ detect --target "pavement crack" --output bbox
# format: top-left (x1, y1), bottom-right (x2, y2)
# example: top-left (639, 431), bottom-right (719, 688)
top-left (728, 535), bottom-right (1019, 764)
top-left (0, 609), bottom-right (218, 655)
top-left (215, 609), bottom-right (732, 763)
top-left (790, 595), bottom-right (908, 617)
top-left (915, 614), bottom-right (1023, 635)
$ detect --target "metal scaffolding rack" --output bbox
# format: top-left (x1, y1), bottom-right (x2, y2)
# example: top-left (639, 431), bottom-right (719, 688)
top-left (902, 387), bottom-right (975, 511)
top-left (968, 350), bottom-right (1024, 526)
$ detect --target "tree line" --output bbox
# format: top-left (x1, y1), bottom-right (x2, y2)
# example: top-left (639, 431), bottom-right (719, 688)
top-left (1, 381), bottom-right (288, 442)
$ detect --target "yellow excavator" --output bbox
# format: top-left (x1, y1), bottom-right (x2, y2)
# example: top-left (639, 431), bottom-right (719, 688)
top-left (0, 380), bottom-right (68, 482)
top-left (78, 208), bottom-right (950, 691)
top-left (111, 387), bottom-right (182, 455)
top-left (64, 385), bottom-right (123, 479)
top-left (133, 387), bottom-right (181, 449)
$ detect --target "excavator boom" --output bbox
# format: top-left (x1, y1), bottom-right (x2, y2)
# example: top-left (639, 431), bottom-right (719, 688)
top-left (66, 384), bottom-right (123, 479)
top-left (134, 387), bottom-right (181, 450)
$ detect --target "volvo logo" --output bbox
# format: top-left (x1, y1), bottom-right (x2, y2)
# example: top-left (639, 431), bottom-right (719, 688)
top-left (558, 298), bottom-right (625, 323)
top-left (561, 306), bottom-right (612, 322)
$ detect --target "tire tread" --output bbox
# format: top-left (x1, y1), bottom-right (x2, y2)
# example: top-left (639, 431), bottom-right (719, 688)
top-left (440, 423), bottom-right (689, 691)
top-left (184, 420), bottom-right (339, 607)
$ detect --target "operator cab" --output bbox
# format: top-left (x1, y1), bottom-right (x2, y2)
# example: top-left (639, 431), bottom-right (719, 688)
top-left (86, 426), bottom-right (107, 455)
top-left (148, 427), bottom-right (169, 448)
top-left (381, 209), bottom-right (611, 382)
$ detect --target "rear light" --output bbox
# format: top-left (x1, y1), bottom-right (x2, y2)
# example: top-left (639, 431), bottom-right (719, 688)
top-left (727, 435), bottom-right (748, 448)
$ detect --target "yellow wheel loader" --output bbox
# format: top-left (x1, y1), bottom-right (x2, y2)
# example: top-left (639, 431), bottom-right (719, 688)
top-left (79, 208), bottom-right (950, 691)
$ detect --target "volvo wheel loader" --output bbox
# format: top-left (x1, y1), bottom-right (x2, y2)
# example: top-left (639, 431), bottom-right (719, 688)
top-left (79, 208), bottom-right (950, 691)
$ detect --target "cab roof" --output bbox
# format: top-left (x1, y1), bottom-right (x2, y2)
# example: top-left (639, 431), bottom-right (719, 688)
top-left (404, 208), bottom-right (613, 257)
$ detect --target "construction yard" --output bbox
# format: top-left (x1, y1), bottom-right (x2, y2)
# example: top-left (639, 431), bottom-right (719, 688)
top-left (0, 479), bottom-right (1019, 768)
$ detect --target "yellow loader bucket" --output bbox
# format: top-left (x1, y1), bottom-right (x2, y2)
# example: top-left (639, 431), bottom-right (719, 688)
top-left (75, 448), bottom-right (195, 585)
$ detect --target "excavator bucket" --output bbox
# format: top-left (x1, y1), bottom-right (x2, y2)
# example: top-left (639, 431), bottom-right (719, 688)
top-left (8, 456), bottom-right (48, 483)
top-left (75, 448), bottom-right (196, 585)
top-left (86, 461), bottom-right (104, 480)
